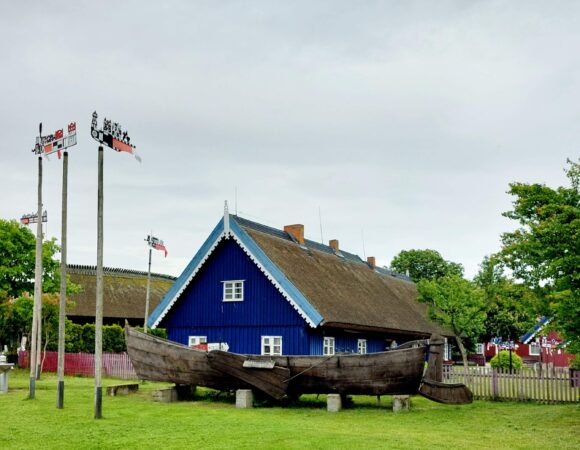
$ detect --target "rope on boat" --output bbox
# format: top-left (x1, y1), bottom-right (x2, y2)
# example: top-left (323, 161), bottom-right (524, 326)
top-left (282, 354), bottom-right (337, 383)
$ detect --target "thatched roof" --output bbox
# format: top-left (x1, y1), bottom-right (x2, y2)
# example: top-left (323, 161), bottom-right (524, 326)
top-left (149, 214), bottom-right (451, 338)
top-left (237, 217), bottom-right (450, 338)
top-left (66, 264), bottom-right (175, 321)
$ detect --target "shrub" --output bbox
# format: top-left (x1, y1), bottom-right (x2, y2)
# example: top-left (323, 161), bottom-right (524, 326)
top-left (490, 350), bottom-right (523, 370)
top-left (65, 321), bottom-right (83, 353)
top-left (103, 324), bottom-right (125, 353)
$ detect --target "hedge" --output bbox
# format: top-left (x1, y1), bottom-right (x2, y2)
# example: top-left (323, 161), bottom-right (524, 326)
top-left (64, 321), bottom-right (166, 353)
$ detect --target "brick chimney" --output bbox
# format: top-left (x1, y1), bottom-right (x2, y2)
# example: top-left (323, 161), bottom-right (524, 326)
top-left (284, 224), bottom-right (305, 245)
top-left (329, 239), bottom-right (339, 251)
top-left (367, 256), bottom-right (376, 269)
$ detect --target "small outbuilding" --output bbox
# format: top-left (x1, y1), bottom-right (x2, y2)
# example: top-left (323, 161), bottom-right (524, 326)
top-left (67, 264), bottom-right (175, 326)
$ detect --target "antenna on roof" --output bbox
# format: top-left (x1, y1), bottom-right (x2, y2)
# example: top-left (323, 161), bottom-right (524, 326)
top-left (318, 206), bottom-right (324, 244)
top-left (361, 228), bottom-right (367, 259)
top-left (234, 186), bottom-right (238, 216)
top-left (224, 200), bottom-right (230, 234)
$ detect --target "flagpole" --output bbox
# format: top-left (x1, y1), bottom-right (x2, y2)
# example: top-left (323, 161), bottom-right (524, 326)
top-left (94, 145), bottom-right (104, 419)
top-left (57, 150), bottom-right (68, 408)
top-left (144, 246), bottom-right (152, 333)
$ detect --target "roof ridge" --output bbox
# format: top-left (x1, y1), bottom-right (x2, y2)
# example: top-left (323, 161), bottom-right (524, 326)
top-left (66, 263), bottom-right (176, 280)
top-left (232, 214), bottom-right (411, 281)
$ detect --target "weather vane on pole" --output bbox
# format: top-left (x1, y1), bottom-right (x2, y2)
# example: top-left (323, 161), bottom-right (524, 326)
top-left (143, 235), bottom-right (168, 334)
top-left (91, 111), bottom-right (140, 420)
top-left (28, 119), bottom-right (77, 401)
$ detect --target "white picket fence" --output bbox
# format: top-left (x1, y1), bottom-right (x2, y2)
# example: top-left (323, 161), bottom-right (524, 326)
top-left (443, 365), bottom-right (579, 403)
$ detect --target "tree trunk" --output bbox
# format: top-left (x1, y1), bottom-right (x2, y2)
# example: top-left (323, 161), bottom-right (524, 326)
top-left (455, 335), bottom-right (470, 382)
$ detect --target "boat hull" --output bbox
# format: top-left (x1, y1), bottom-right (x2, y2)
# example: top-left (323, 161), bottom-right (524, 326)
top-left (126, 327), bottom-right (426, 397)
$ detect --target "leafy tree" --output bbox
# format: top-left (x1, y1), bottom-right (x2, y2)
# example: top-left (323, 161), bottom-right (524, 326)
top-left (474, 256), bottom-right (537, 342)
top-left (0, 293), bottom-right (60, 354)
top-left (0, 218), bottom-right (80, 353)
top-left (417, 275), bottom-right (486, 368)
top-left (0, 219), bottom-right (63, 298)
top-left (390, 249), bottom-right (464, 282)
top-left (499, 159), bottom-right (580, 355)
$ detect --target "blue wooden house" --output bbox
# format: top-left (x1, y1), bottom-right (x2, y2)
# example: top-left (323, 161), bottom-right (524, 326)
top-left (148, 208), bottom-right (449, 356)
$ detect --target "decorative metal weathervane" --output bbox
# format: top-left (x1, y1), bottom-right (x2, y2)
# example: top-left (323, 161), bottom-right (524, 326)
top-left (91, 111), bottom-right (141, 162)
top-left (143, 234), bottom-right (168, 334)
top-left (20, 211), bottom-right (48, 225)
top-left (32, 122), bottom-right (77, 159)
top-left (90, 111), bottom-right (140, 419)
top-left (146, 235), bottom-right (168, 257)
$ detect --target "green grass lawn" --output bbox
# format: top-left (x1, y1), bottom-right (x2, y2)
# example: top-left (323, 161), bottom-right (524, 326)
top-left (1, 369), bottom-right (579, 449)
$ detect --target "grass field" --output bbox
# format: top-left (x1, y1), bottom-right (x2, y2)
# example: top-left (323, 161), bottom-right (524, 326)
top-left (1, 369), bottom-right (579, 449)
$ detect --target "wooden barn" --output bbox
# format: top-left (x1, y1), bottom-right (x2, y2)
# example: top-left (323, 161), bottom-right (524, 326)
top-left (148, 209), bottom-right (451, 356)
top-left (66, 264), bottom-right (175, 326)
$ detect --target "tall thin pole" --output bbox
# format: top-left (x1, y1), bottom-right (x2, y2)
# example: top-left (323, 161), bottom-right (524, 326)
top-left (57, 151), bottom-right (68, 409)
top-left (144, 247), bottom-right (152, 333)
top-left (94, 146), bottom-right (104, 419)
top-left (29, 156), bottom-right (43, 398)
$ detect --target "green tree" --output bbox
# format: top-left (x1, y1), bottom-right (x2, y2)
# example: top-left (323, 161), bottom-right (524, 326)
top-left (417, 275), bottom-right (487, 368)
top-left (390, 249), bottom-right (464, 282)
top-left (474, 256), bottom-right (537, 342)
top-left (0, 218), bottom-right (80, 353)
top-left (0, 219), bottom-right (63, 298)
top-left (499, 159), bottom-right (580, 355)
top-left (0, 293), bottom-right (60, 354)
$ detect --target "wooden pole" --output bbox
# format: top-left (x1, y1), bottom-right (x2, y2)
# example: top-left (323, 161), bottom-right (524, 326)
top-left (29, 156), bottom-right (43, 398)
top-left (144, 247), bottom-right (152, 333)
top-left (57, 151), bottom-right (68, 409)
top-left (94, 146), bottom-right (104, 419)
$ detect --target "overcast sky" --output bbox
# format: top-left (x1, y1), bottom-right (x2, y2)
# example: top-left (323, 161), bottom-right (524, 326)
top-left (1, 1), bottom-right (578, 280)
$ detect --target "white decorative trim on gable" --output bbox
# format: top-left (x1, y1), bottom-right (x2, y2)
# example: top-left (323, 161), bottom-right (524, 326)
top-left (150, 233), bottom-right (225, 329)
top-left (151, 226), bottom-right (318, 329)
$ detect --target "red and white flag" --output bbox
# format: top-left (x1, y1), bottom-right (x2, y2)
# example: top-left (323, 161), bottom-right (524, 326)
top-left (152, 242), bottom-right (168, 257)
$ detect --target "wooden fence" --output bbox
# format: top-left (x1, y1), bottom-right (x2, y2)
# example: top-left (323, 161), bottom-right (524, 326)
top-left (18, 351), bottom-right (137, 380)
top-left (443, 365), bottom-right (579, 403)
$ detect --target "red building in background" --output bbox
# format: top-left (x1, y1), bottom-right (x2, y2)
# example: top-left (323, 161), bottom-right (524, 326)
top-left (470, 317), bottom-right (575, 368)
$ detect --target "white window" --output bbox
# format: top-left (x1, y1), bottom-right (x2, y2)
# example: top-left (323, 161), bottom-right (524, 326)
top-left (476, 343), bottom-right (484, 354)
top-left (323, 337), bottom-right (335, 356)
top-left (529, 342), bottom-right (541, 356)
top-left (261, 336), bottom-right (282, 356)
top-left (358, 339), bottom-right (367, 354)
top-left (188, 336), bottom-right (207, 347)
top-left (444, 338), bottom-right (451, 361)
top-left (222, 280), bottom-right (244, 301)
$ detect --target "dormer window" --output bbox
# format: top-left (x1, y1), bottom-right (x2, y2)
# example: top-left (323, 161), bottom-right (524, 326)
top-left (222, 280), bottom-right (244, 301)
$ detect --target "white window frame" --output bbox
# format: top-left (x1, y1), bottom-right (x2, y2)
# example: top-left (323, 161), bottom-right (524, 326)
top-left (529, 342), bottom-right (541, 356)
top-left (261, 336), bottom-right (282, 356)
top-left (188, 336), bottom-right (207, 347)
top-left (323, 337), bottom-right (335, 356)
top-left (444, 338), bottom-right (451, 361)
top-left (357, 339), bottom-right (367, 355)
top-left (222, 280), bottom-right (244, 302)
top-left (475, 343), bottom-right (484, 355)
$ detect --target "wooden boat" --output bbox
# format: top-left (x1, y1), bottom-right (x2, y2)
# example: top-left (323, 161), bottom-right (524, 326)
top-left (125, 327), bottom-right (472, 404)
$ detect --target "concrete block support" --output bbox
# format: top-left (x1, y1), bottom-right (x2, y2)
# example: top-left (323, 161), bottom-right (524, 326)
top-left (0, 372), bottom-right (8, 394)
top-left (236, 389), bottom-right (254, 409)
top-left (152, 387), bottom-right (178, 403)
top-left (327, 393), bottom-right (342, 412)
top-left (392, 395), bottom-right (410, 412)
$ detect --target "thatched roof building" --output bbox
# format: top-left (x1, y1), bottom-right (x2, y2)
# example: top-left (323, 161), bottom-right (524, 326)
top-left (67, 264), bottom-right (175, 326)
top-left (148, 210), bottom-right (451, 356)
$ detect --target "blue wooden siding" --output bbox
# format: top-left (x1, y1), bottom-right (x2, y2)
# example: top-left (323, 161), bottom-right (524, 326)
top-left (308, 332), bottom-right (387, 354)
top-left (162, 238), bottom-right (311, 354)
